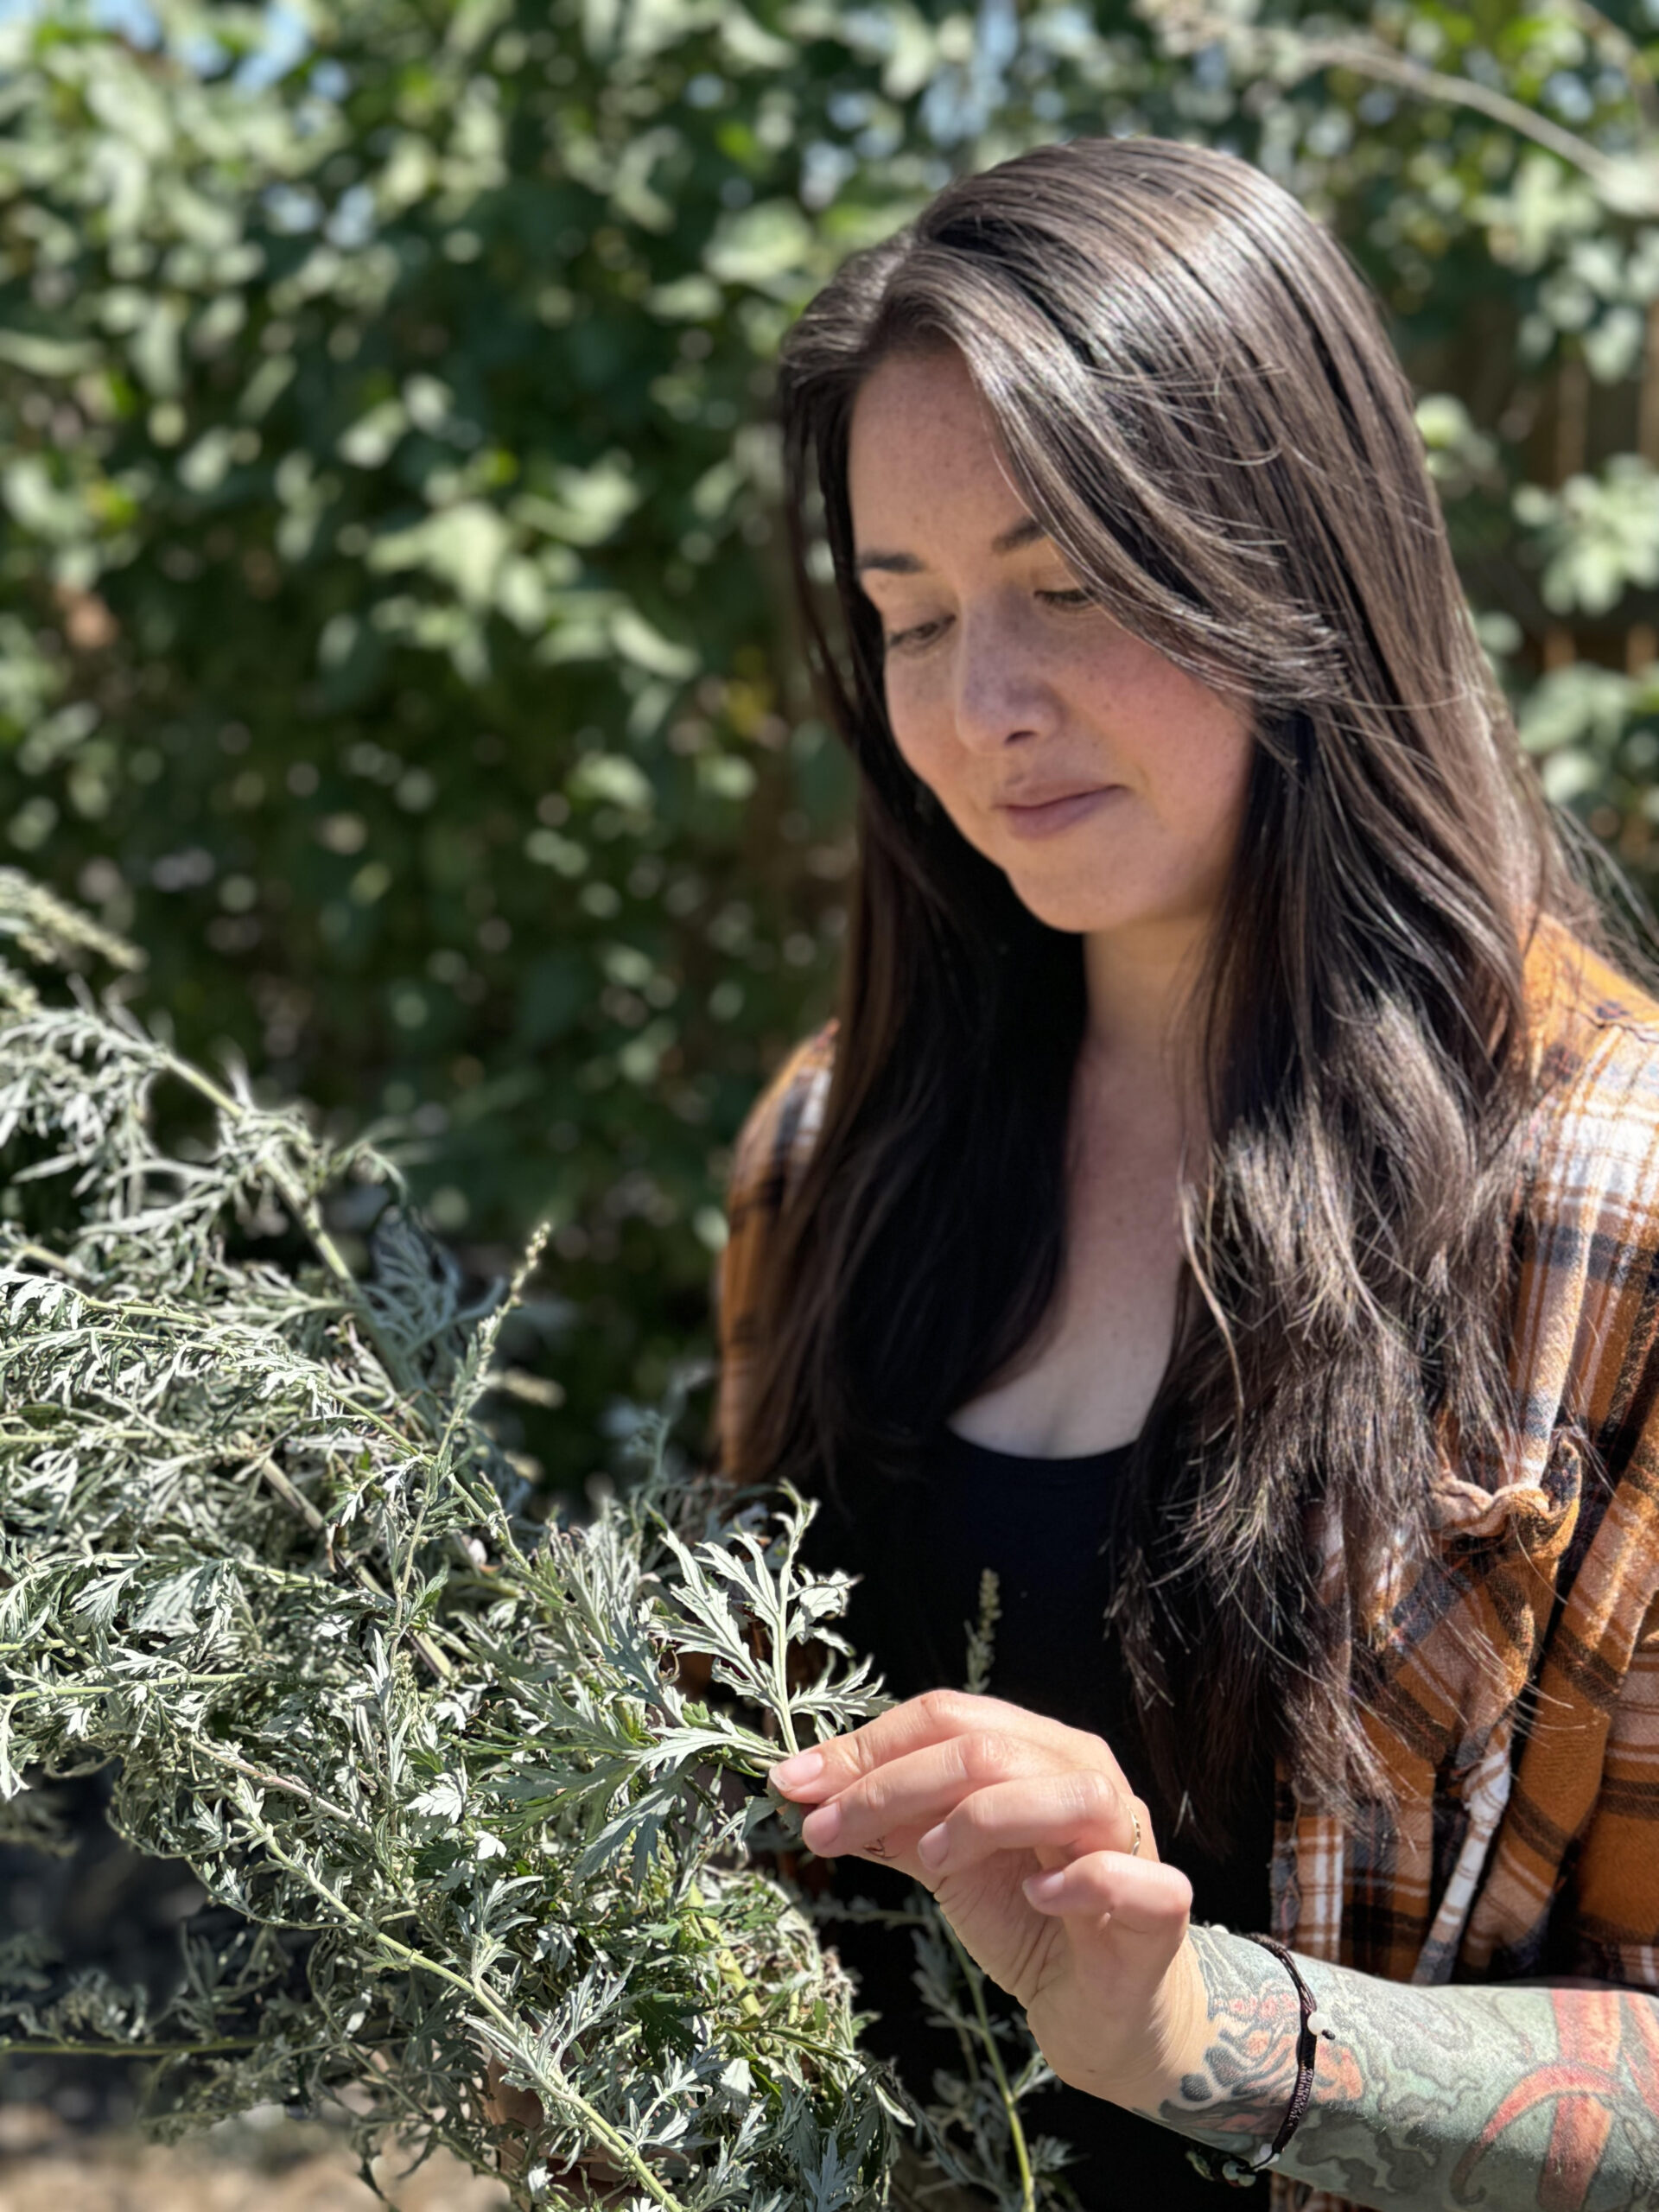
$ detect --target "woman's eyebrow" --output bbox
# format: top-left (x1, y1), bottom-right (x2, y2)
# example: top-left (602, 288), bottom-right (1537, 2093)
top-left (853, 515), bottom-right (1049, 575)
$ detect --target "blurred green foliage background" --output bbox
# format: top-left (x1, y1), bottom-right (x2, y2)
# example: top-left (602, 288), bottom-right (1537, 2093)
top-left (3, 0), bottom-right (1659, 1492)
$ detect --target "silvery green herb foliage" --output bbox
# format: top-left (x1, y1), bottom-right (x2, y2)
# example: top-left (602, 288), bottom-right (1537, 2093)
top-left (795, 1887), bottom-right (1074, 2212)
top-left (805, 1567), bottom-right (1074, 2212)
top-left (0, 870), bottom-right (922, 2210)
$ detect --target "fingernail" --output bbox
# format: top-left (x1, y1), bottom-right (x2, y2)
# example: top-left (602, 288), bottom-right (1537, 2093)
top-left (918, 1823), bottom-right (950, 1869)
top-left (801, 1802), bottom-right (842, 1851)
top-left (770, 1749), bottom-right (824, 1792)
top-left (1023, 1870), bottom-right (1065, 1905)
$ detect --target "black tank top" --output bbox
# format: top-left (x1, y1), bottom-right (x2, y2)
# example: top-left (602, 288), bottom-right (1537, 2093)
top-left (798, 1424), bottom-right (1276, 2209)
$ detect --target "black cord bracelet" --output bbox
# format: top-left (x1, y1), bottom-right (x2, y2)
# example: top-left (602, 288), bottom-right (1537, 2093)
top-left (1183, 1930), bottom-right (1335, 2190)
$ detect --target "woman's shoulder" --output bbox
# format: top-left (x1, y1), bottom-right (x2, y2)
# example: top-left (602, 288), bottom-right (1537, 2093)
top-left (726, 1019), bottom-right (838, 1230)
top-left (715, 1022), bottom-right (838, 1471)
top-left (1520, 921), bottom-right (1659, 1367)
top-left (1526, 914), bottom-right (1659, 1132)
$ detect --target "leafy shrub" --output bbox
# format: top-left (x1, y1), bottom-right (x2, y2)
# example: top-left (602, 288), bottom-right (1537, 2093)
top-left (0, 873), bottom-right (1071, 2212)
top-left (3, 0), bottom-right (1657, 1489)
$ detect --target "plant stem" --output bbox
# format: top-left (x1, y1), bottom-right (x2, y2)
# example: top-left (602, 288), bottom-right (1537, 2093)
top-left (0, 2037), bottom-right (260, 2056)
top-left (767, 1612), bottom-right (798, 1760)
top-left (188, 1732), bottom-right (367, 1833)
top-left (939, 1919), bottom-right (1035, 2212)
top-left (240, 1817), bottom-right (694, 2212)
top-left (255, 1453), bottom-right (454, 1681)
top-left (9, 1673), bottom-right (246, 1697)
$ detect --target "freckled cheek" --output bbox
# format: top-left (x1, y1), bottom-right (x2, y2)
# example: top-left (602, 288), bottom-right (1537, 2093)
top-left (1196, 739), bottom-right (1257, 858)
top-left (1133, 717), bottom-right (1255, 854)
top-left (885, 694), bottom-right (969, 814)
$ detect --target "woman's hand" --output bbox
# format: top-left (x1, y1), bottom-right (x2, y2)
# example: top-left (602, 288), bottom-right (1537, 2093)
top-left (768, 1688), bottom-right (1209, 2113)
top-left (483, 2056), bottom-right (632, 2201)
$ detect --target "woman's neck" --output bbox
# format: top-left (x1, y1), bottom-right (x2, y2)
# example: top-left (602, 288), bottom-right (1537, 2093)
top-left (1079, 918), bottom-right (1208, 1098)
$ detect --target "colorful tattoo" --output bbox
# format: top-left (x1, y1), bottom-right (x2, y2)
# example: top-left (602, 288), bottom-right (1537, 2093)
top-left (1155, 1927), bottom-right (1659, 2209)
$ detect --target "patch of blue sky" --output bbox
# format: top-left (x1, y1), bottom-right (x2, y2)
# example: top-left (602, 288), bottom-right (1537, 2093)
top-left (0, 0), bottom-right (312, 88)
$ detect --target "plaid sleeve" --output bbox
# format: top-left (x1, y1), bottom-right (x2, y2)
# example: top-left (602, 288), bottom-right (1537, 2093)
top-left (1552, 1233), bottom-right (1659, 1984)
top-left (1457, 981), bottom-right (1659, 1986)
top-left (713, 1024), bottom-right (836, 1478)
top-left (1572, 1587), bottom-right (1659, 1984)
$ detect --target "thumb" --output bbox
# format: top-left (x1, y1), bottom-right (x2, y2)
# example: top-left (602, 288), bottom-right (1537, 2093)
top-left (1023, 1849), bottom-right (1193, 1980)
top-left (1023, 1852), bottom-right (1205, 2101)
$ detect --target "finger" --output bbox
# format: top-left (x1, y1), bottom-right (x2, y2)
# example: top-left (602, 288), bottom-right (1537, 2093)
top-left (914, 1776), bottom-right (1154, 1876)
top-left (798, 1730), bottom-right (1037, 1857)
top-left (484, 2052), bottom-right (543, 2131)
top-left (769, 1687), bottom-right (1107, 1804)
top-left (1021, 1848), bottom-right (1192, 1953)
top-left (794, 1728), bottom-right (1129, 1860)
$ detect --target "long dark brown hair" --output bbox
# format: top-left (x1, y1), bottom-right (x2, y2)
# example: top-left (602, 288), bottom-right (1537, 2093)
top-left (738, 137), bottom-right (1599, 1844)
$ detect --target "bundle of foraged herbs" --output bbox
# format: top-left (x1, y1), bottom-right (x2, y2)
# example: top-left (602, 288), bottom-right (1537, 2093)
top-left (0, 868), bottom-right (923, 2209)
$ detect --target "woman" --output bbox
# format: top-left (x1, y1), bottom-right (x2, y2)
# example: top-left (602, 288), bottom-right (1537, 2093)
top-left (717, 139), bottom-right (1659, 2210)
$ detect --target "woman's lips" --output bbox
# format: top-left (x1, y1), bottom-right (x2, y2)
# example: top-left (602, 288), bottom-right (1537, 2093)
top-left (996, 786), bottom-right (1120, 840)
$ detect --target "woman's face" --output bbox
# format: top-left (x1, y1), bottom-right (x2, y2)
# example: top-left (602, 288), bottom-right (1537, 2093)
top-left (847, 347), bottom-right (1255, 952)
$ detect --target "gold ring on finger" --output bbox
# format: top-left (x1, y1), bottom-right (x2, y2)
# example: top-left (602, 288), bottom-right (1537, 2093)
top-left (1127, 1802), bottom-right (1142, 1859)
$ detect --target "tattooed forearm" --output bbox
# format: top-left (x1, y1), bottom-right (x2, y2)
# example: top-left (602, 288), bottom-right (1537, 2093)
top-left (1151, 1927), bottom-right (1659, 2211)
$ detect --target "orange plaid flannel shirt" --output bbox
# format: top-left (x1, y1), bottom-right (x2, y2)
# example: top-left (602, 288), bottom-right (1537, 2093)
top-left (716, 923), bottom-right (1659, 2212)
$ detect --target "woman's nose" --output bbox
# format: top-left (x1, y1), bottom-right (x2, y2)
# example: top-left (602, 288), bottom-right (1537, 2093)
top-left (952, 610), bottom-right (1059, 754)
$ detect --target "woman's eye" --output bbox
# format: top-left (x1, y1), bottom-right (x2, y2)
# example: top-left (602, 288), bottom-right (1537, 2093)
top-left (883, 593), bottom-right (1090, 652)
top-left (884, 618), bottom-right (947, 653)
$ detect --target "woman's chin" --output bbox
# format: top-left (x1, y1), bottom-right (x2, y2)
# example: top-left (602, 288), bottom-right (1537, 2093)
top-left (998, 871), bottom-right (1155, 938)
